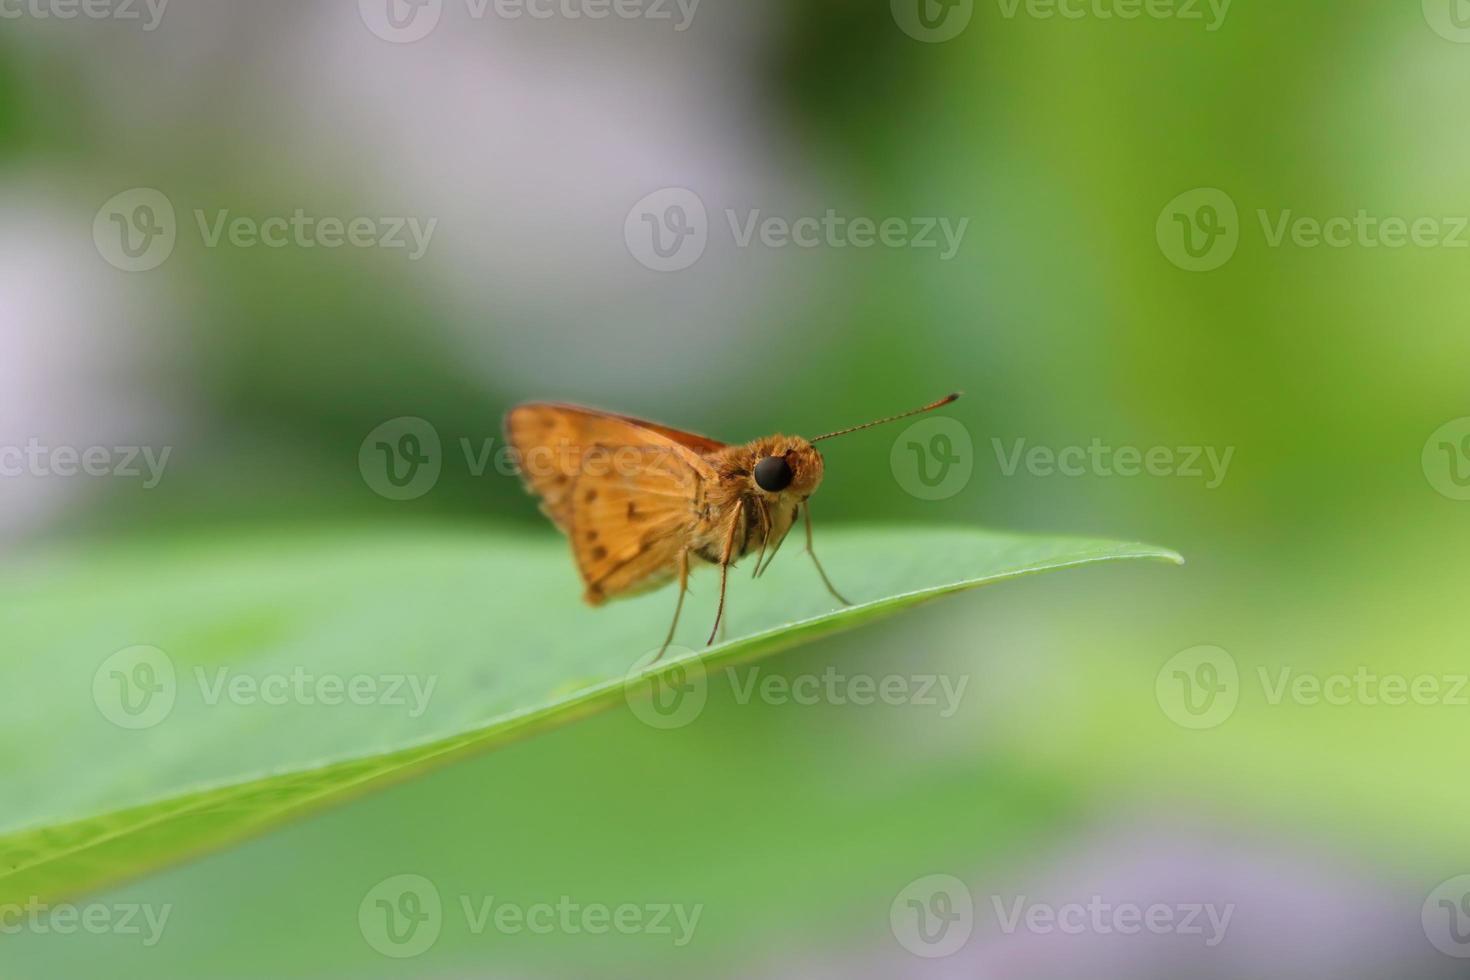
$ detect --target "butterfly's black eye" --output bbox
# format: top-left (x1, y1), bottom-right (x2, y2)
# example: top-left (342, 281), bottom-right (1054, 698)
top-left (753, 455), bottom-right (794, 493)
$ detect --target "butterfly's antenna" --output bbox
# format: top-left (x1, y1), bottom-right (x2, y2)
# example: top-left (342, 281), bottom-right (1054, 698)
top-left (809, 393), bottom-right (961, 444)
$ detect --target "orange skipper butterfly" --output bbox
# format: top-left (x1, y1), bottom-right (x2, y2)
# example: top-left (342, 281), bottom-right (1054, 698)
top-left (505, 394), bottom-right (960, 658)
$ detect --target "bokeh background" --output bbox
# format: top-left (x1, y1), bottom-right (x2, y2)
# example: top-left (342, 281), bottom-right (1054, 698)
top-left (4, 0), bottom-right (1470, 976)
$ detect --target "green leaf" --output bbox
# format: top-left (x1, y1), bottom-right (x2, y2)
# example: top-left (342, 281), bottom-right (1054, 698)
top-left (0, 525), bottom-right (1179, 904)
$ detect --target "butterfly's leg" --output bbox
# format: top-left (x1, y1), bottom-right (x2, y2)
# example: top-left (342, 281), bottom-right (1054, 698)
top-left (750, 500), bottom-right (771, 579)
top-left (803, 504), bottom-right (852, 606)
top-left (706, 510), bottom-right (742, 645)
top-left (755, 507), bottom-right (791, 578)
top-left (653, 549), bottom-right (690, 662)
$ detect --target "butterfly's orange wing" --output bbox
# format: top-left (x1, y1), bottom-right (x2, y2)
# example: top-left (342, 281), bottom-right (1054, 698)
top-left (563, 406), bottom-right (727, 457)
top-left (504, 404), bottom-right (722, 604)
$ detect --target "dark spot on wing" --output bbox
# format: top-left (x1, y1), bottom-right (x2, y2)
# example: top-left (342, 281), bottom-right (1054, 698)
top-left (594, 544), bottom-right (652, 585)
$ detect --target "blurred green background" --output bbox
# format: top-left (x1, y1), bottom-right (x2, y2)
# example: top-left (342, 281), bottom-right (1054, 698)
top-left (3, 0), bottom-right (1469, 976)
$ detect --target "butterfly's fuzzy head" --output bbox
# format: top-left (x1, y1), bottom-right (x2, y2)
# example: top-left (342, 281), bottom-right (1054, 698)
top-left (749, 436), bottom-right (824, 500)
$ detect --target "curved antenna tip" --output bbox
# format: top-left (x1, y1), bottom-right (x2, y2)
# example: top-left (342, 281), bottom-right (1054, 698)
top-left (809, 391), bottom-right (963, 444)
